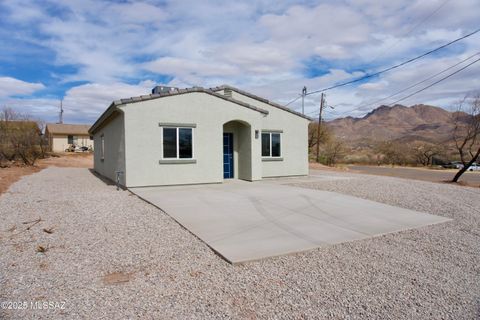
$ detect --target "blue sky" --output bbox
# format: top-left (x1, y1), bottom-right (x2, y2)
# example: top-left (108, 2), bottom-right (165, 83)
top-left (0, 0), bottom-right (479, 124)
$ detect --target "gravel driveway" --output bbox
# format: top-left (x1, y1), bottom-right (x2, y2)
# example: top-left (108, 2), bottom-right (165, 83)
top-left (1, 167), bottom-right (479, 319)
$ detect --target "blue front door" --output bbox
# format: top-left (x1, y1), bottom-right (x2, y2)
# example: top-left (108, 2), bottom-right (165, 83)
top-left (223, 133), bottom-right (234, 179)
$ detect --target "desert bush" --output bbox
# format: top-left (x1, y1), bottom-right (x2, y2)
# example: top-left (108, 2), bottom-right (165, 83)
top-left (374, 141), bottom-right (412, 166)
top-left (0, 108), bottom-right (44, 166)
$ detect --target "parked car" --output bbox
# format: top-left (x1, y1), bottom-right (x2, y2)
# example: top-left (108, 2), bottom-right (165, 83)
top-left (466, 163), bottom-right (479, 171)
top-left (442, 161), bottom-right (463, 169)
top-left (65, 144), bottom-right (90, 152)
top-left (64, 144), bottom-right (77, 152)
top-left (75, 146), bottom-right (89, 152)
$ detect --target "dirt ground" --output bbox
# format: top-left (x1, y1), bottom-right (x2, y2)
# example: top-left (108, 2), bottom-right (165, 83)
top-left (346, 164), bottom-right (480, 187)
top-left (0, 153), bottom-right (93, 195)
top-left (309, 162), bottom-right (480, 187)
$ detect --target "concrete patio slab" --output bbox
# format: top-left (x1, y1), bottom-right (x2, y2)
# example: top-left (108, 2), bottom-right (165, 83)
top-left (131, 180), bottom-right (450, 264)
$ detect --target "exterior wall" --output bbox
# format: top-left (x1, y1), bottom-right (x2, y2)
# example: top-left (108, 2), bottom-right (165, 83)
top-left (123, 92), bottom-right (263, 187)
top-left (229, 91), bottom-right (309, 177)
top-left (50, 135), bottom-right (68, 152)
top-left (93, 113), bottom-right (126, 185)
top-left (49, 134), bottom-right (93, 152)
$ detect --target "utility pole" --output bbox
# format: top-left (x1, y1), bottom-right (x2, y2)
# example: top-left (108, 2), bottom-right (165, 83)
top-left (59, 100), bottom-right (64, 124)
top-left (301, 86), bottom-right (307, 115)
top-left (316, 93), bottom-right (325, 163)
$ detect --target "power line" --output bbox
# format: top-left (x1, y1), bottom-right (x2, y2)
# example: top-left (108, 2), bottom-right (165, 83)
top-left (303, 54), bottom-right (480, 118)
top-left (285, 94), bottom-right (302, 107)
top-left (304, 27), bottom-right (480, 97)
top-left (388, 56), bottom-right (480, 105)
top-left (332, 52), bottom-right (480, 117)
top-left (290, 1), bottom-right (451, 112)
top-left (369, 0), bottom-right (451, 63)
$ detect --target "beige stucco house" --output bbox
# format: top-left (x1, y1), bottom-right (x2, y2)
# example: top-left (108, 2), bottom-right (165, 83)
top-left (89, 85), bottom-right (311, 187)
top-left (45, 123), bottom-right (93, 152)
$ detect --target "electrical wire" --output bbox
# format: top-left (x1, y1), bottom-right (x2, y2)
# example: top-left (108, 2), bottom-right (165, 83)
top-left (328, 52), bottom-right (480, 117)
top-left (303, 56), bottom-right (480, 119)
top-left (284, 95), bottom-right (302, 107)
top-left (290, 0), bottom-right (451, 111)
top-left (388, 56), bottom-right (480, 105)
top-left (368, 0), bottom-right (451, 63)
top-left (303, 27), bottom-right (480, 97)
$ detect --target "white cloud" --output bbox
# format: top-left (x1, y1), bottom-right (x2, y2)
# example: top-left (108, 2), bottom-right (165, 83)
top-left (3, 81), bottom-right (155, 124)
top-left (144, 57), bottom-right (238, 79)
top-left (61, 81), bottom-right (156, 122)
top-left (0, 77), bottom-right (45, 98)
top-left (1, 0), bottom-right (480, 122)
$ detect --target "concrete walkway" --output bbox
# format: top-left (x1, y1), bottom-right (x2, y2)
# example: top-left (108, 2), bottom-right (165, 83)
top-left (131, 179), bottom-right (450, 264)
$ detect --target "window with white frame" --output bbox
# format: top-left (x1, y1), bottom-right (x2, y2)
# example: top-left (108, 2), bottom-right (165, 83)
top-left (261, 132), bottom-right (281, 157)
top-left (162, 127), bottom-right (194, 159)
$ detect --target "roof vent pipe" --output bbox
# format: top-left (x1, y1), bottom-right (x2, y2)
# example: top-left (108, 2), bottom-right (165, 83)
top-left (224, 88), bottom-right (232, 98)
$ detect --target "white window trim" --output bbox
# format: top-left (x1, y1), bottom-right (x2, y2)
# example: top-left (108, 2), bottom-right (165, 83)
top-left (161, 126), bottom-right (195, 160)
top-left (261, 131), bottom-right (282, 158)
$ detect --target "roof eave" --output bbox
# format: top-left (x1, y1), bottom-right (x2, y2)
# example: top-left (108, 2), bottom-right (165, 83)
top-left (89, 102), bottom-right (121, 135)
top-left (211, 85), bottom-right (313, 121)
top-left (89, 88), bottom-right (270, 133)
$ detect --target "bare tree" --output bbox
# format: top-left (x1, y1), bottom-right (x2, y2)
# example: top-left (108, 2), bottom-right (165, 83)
top-left (411, 142), bottom-right (444, 166)
top-left (374, 141), bottom-right (409, 166)
top-left (451, 95), bottom-right (480, 182)
top-left (323, 139), bottom-right (345, 166)
top-left (308, 121), bottom-right (331, 150)
top-left (0, 108), bottom-right (18, 162)
top-left (0, 107), bottom-right (43, 166)
top-left (36, 120), bottom-right (48, 158)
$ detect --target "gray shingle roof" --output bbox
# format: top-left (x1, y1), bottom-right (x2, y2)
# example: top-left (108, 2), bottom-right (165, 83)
top-left (89, 85), bottom-right (311, 134)
top-left (210, 85), bottom-right (312, 121)
top-left (46, 123), bottom-right (91, 135)
top-left (110, 86), bottom-right (269, 115)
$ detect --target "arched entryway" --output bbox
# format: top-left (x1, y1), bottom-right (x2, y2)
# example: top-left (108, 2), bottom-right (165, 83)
top-left (222, 120), bottom-right (252, 180)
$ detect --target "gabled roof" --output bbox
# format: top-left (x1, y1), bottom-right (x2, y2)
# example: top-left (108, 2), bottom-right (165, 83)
top-left (110, 86), bottom-right (268, 114)
top-left (210, 85), bottom-right (312, 120)
top-left (46, 123), bottom-right (91, 135)
top-left (89, 85), bottom-right (311, 134)
top-left (89, 86), bottom-right (269, 134)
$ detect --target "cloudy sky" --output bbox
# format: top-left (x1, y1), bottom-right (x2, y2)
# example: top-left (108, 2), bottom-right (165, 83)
top-left (0, 0), bottom-right (479, 124)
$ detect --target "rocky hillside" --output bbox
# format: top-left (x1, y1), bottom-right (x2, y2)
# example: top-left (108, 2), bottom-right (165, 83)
top-left (327, 104), bottom-right (462, 145)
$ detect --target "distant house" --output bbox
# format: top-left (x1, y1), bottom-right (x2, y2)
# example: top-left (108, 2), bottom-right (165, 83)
top-left (45, 123), bottom-right (93, 152)
top-left (89, 85), bottom-right (311, 188)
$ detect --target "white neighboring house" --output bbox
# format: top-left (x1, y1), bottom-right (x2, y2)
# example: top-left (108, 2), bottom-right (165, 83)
top-left (89, 85), bottom-right (311, 187)
top-left (45, 123), bottom-right (93, 152)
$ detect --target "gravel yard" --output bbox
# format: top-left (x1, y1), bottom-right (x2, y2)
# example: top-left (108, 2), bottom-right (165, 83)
top-left (0, 167), bottom-right (479, 319)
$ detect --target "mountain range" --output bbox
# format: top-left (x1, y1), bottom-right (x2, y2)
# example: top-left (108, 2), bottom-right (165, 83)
top-left (326, 104), bottom-right (465, 146)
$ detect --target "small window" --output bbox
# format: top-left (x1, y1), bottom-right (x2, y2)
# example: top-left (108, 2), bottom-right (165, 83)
top-left (68, 135), bottom-right (73, 144)
top-left (163, 128), bottom-right (177, 158)
top-left (271, 133), bottom-right (281, 157)
top-left (179, 128), bottom-right (193, 158)
top-left (261, 132), bottom-right (282, 158)
top-left (162, 127), bottom-right (194, 159)
top-left (261, 133), bottom-right (270, 157)
top-left (100, 134), bottom-right (105, 160)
